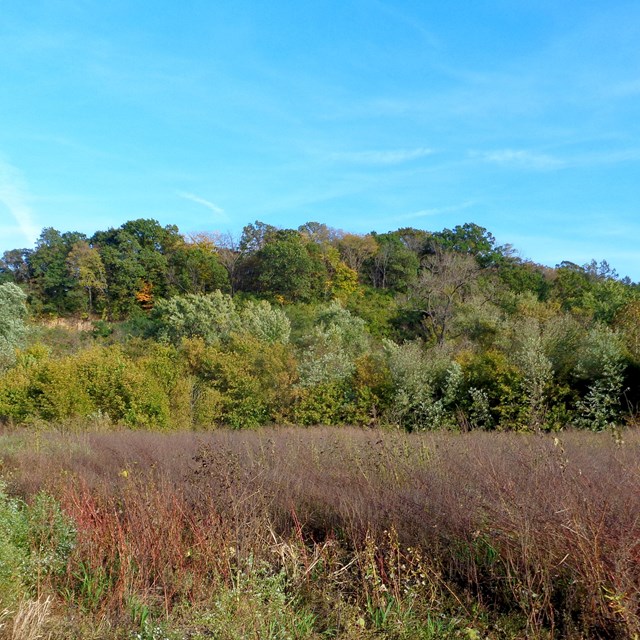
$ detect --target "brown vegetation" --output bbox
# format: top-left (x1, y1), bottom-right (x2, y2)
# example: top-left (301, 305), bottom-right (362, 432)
top-left (1, 427), bottom-right (639, 638)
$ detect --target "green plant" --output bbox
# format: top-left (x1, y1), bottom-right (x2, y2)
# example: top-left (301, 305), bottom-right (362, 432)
top-left (152, 291), bottom-right (240, 346)
top-left (575, 327), bottom-right (625, 431)
top-left (239, 299), bottom-right (291, 344)
top-left (384, 340), bottom-right (463, 430)
top-left (0, 282), bottom-right (28, 371)
top-left (130, 620), bottom-right (175, 640)
top-left (195, 562), bottom-right (317, 639)
top-left (366, 593), bottom-right (401, 630)
top-left (127, 593), bottom-right (151, 629)
top-left (67, 562), bottom-right (112, 613)
top-left (0, 486), bottom-right (26, 608)
top-left (0, 484), bottom-right (76, 608)
top-left (92, 319), bottom-right (114, 338)
top-left (297, 301), bottom-right (370, 388)
top-left (16, 492), bottom-right (77, 593)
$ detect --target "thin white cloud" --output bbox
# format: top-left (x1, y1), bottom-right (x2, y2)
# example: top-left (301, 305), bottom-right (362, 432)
top-left (178, 192), bottom-right (227, 219)
top-left (0, 160), bottom-right (40, 245)
top-left (472, 147), bottom-right (640, 171)
top-left (363, 200), bottom-right (477, 230)
top-left (369, 0), bottom-right (440, 49)
top-left (397, 208), bottom-right (444, 221)
top-left (392, 200), bottom-right (476, 223)
top-left (331, 147), bottom-right (434, 166)
top-left (472, 149), bottom-right (564, 171)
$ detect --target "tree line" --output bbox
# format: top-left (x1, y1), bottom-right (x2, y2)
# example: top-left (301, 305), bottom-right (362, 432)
top-left (0, 217), bottom-right (639, 431)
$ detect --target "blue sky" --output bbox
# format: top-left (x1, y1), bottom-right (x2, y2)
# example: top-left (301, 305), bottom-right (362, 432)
top-left (1, 0), bottom-right (639, 279)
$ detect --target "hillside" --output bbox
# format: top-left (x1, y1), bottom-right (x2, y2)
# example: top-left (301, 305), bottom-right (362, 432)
top-left (1, 218), bottom-right (639, 432)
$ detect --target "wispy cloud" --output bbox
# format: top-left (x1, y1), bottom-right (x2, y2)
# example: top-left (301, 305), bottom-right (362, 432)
top-left (471, 149), bottom-right (565, 170)
top-left (472, 147), bottom-right (640, 171)
top-left (330, 147), bottom-right (434, 165)
top-left (178, 192), bottom-right (227, 220)
top-left (392, 200), bottom-right (476, 223)
top-left (0, 160), bottom-right (40, 245)
top-left (369, 0), bottom-right (440, 49)
top-left (364, 200), bottom-right (477, 230)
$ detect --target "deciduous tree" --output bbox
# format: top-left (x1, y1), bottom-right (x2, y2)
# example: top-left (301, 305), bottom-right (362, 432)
top-left (66, 240), bottom-right (107, 313)
top-left (0, 283), bottom-right (28, 370)
top-left (407, 249), bottom-right (480, 345)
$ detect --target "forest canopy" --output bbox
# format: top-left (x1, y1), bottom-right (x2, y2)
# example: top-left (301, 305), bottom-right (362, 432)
top-left (0, 218), bottom-right (638, 432)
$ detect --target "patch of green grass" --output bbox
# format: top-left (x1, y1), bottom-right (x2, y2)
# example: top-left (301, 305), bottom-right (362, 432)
top-left (190, 560), bottom-right (318, 640)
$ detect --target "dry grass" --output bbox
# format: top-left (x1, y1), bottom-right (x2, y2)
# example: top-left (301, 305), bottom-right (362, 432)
top-left (1, 597), bottom-right (52, 640)
top-left (1, 426), bottom-right (639, 638)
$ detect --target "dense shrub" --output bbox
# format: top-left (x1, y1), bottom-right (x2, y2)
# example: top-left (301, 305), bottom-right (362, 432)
top-left (181, 335), bottom-right (297, 428)
top-left (0, 483), bottom-right (75, 609)
top-left (0, 283), bottom-right (28, 371)
top-left (0, 345), bottom-right (172, 428)
top-left (297, 301), bottom-right (370, 387)
top-left (384, 340), bottom-right (465, 430)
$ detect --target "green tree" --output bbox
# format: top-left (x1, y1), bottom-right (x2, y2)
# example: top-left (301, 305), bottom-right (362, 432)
top-left (239, 220), bottom-right (278, 253)
top-left (152, 292), bottom-right (290, 346)
top-left (255, 230), bottom-right (327, 302)
top-left (0, 249), bottom-right (30, 284)
top-left (66, 240), bottom-right (107, 313)
top-left (383, 340), bottom-right (462, 430)
top-left (552, 260), bottom-right (635, 323)
top-left (614, 300), bottom-right (640, 364)
top-left (497, 258), bottom-right (551, 300)
top-left (406, 249), bottom-right (480, 345)
top-left (180, 335), bottom-right (297, 428)
top-left (574, 326), bottom-right (625, 431)
top-left (428, 222), bottom-right (504, 267)
top-left (394, 227), bottom-right (431, 256)
top-left (239, 299), bottom-right (291, 344)
top-left (92, 219), bottom-right (184, 315)
top-left (552, 261), bottom-right (592, 314)
top-left (28, 228), bottom-right (86, 314)
top-left (297, 301), bottom-right (369, 387)
top-left (0, 283), bottom-right (28, 370)
top-left (152, 291), bottom-right (240, 346)
top-left (511, 318), bottom-right (554, 430)
top-left (298, 220), bottom-right (342, 245)
top-left (168, 235), bottom-right (230, 295)
top-left (366, 232), bottom-right (419, 291)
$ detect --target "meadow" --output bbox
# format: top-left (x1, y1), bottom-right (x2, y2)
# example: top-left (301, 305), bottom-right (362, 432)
top-left (0, 426), bottom-right (638, 639)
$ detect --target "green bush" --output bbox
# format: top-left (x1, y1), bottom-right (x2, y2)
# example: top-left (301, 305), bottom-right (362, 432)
top-left (384, 340), bottom-right (464, 431)
top-left (461, 349), bottom-right (528, 430)
top-left (195, 562), bottom-right (316, 640)
top-left (0, 484), bottom-right (76, 607)
top-left (13, 492), bottom-right (76, 592)
top-left (0, 486), bottom-right (26, 608)
top-left (0, 282), bottom-right (28, 371)
top-left (297, 301), bottom-right (370, 387)
top-left (574, 326), bottom-right (625, 431)
top-left (0, 344), bottom-right (173, 428)
top-left (239, 299), bottom-right (291, 344)
top-left (181, 335), bottom-right (297, 428)
top-left (152, 291), bottom-right (240, 346)
top-left (152, 292), bottom-right (291, 349)
top-left (292, 381), bottom-right (351, 425)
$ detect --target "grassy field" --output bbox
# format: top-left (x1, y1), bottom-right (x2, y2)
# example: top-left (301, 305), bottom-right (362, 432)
top-left (0, 426), bottom-right (638, 639)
